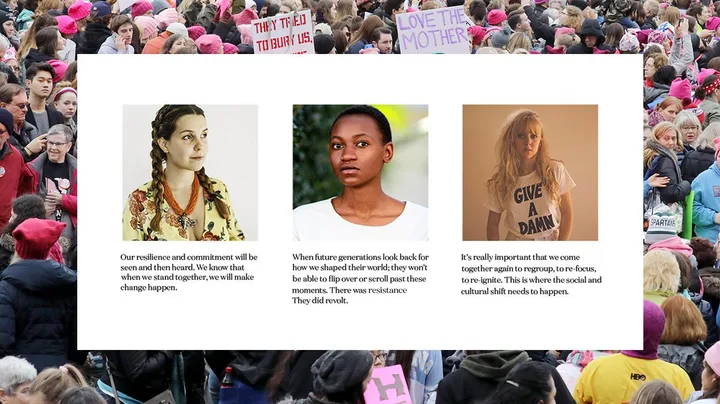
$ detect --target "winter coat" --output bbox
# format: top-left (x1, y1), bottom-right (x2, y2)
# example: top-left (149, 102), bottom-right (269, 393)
top-left (692, 163), bottom-right (720, 243)
top-left (280, 351), bottom-right (327, 400)
top-left (206, 351), bottom-right (281, 388)
top-left (700, 267), bottom-right (720, 314)
top-left (0, 259), bottom-right (80, 372)
top-left (25, 105), bottom-right (64, 133)
top-left (646, 154), bottom-right (691, 204)
top-left (658, 343), bottom-right (706, 390)
top-left (644, 83), bottom-right (670, 108)
top-left (98, 35), bottom-right (134, 54)
top-left (75, 23), bottom-right (113, 54)
top-left (670, 34), bottom-right (694, 76)
top-left (701, 98), bottom-right (720, 129)
top-left (100, 351), bottom-right (176, 401)
top-left (8, 121), bottom-right (40, 163)
top-left (23, 49), bottom-right (54, 71)
top-left (566, 19), bottom-right (613, 54)
top-left (523, 5), bottom-right (555, 45)
top-left (347, 38), bottom-right (370, 54)
top-left (690, 290), bottom-right (719, 346)
top-left (682, 147), bottom-right (715, 184)
top-left (142, 31), bottom-right (170, 54)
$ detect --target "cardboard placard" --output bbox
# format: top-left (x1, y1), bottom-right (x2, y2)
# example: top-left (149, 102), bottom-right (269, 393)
top-left (363, 365), bottom-right (413, 404)
top-left (251, 10), bottom-right (314, 54)
top-left (396, 6), bottom-right (470, 54)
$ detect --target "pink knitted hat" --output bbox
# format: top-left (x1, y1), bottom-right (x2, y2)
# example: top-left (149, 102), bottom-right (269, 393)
top-left (135, 15), bottom-right (159, 41)
top-left (468, 26), bottom-right (487, 46)
top-left (706, 340), bottom-right (720, 375)
top-left (233, 8), bottom-right (258, 25)
top-left (56, 15), bottom-right (78, 35)
top-left (131, 0), bottom-right (153, 18)
top-left (487, 9), bottom-right (507, 25)
top-left (187, 25), bottom-right (205, 41)
top-left (648, 236), bottom-right (693, 257)
top-left (222, 42), bottom-right (238, 54)
top-left (669, 78), bottom-right (691, 100)
top-left (648, 30), bottom-right (666, 44)
top-left (68, 0), bottom-right (91, 20)
top-left (155, 8), bottom-right (178, 30)
top-left (699, 69), bottom-right (719, 85)
top-left (708, 16), bottom-right (720, 31)
top-left (47, 60), bottom-right (67, 83)
top-left (196, 34), bottom-right (222, 54)
top-left (238, 24), bottom-right (253, 45)
top-left (555, 27), bottom-right (575, 36)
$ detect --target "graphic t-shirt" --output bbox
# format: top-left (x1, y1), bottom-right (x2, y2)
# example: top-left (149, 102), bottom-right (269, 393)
top-left (293, 198), bottom-right (429, 241)
top-left (488, 161), bottom-right (575, 240)
top-left (573, 354), bottom-right (695, 404)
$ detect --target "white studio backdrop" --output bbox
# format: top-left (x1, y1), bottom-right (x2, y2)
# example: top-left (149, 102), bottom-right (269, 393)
top-left (79, 54), bottom-right (642, 350)
top-left (122, 104), bottom-right (259, 241)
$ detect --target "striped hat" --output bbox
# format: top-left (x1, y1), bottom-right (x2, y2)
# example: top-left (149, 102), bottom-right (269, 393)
top-left (645, 212), bottom-right (677, 245)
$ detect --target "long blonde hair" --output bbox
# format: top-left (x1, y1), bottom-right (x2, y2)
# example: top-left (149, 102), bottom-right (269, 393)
top-left (644, 121), bottom-right (682, 168)
top-left (486, 109), bottom-right (560, 207)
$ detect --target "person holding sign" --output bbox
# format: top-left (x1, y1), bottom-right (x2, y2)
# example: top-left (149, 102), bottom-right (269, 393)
top-left (486, 109), bottom-right (575, 241)
top-left (122, 104), bottom-right (245, 241)
top-left (293, 105), bottom-right (429, 241)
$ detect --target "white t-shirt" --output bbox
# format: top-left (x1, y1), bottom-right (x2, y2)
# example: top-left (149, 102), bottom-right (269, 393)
top-left (293, 198), bottom-right (429, 240)
top-left (488, 161), bottom-right (575, 240)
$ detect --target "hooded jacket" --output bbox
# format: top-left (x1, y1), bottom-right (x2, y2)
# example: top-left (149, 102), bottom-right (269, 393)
top-left (8, 120), bottom-right (41, 163)
top-left (100, 351), bottom-right (176, 401)
top-left (692, 162), bottom-right (720, 243)
top-left (566, 19), bottom-right (613, 54)
top-left (658, 343), bottom-right (706, 389)
top-left (23, 49), bottom-right (55, 71)
top-left (0, 259), bottom-right (80, 372)
top-left (644, 82), bottom-right (670, 108)
top-left (701, 98), bottom-right (720, 129)
top-left (681, 147), bottom-right (715, 184)
top-left (98, 35), bottom-right (134, 54)
top-left (700, 266), bottom-right (720, 314)
top-left (75, 22), bottom-right (113, 54)
top-left (646, 151), bottom-right (691, 205)
top-left (206, 350), bottom-right (282, 388)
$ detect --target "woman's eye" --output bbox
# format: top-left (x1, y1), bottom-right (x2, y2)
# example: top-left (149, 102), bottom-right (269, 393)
top-left (357, 141), bottom-right (369, 147)
top-left (201, 132), bottom-right (208, 138)
top-left (182, 135), bottom-right (192, 140)
top-left (331, 143), bottom-right (343, 150)
top-left (531, 134), bottom-right (538, 140)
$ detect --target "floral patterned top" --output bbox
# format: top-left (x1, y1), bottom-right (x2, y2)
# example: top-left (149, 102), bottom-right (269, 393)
top-left (122, 177), bottom-right (245, 241)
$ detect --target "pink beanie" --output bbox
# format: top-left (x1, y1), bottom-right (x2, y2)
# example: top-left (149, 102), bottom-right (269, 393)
top-left (648, 236), bottom-right (694, 257)
top-left (555, 27), bottom-right (575, 36)
top-left (47, 60), bottom-right (67, 83)
top-left (196, 34), bottom-right (222, 54)
top-left (135, 15), bottom-right (159, 41)
top-left (155, 8), bottom-right (178, 30)
top-left (699, 69), bottom-right (719, 85)
top-left (468, 26), bottom-right (487, 46)
top-left (669, 78), bottom-right (691, 100)
top-left (222, 42), bottom-right (238, 54)
top-left (706, 340), bottom-right (720, 375)
top-left (648, 30), bottom-right (666, 44)
top-left (233, 8), bottom-right (258, 25)
top-left (187, 25), bottom-right (205, 41)
top-left (56, 15), bottom-right (78, 35)
top-left (708, 16), bottom-right (720, 31)
top-left (487, 9), bottom-right (507, 25)
top-left (2, 47), bottom-right (16, 63)
top-left (131, 0), bottom-right (153, 18)
top-left (68, 0), bottom-right (91, 20)
top-left (239, 24), bottom-right (253, 45)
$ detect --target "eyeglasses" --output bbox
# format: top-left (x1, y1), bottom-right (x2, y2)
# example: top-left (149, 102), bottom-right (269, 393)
top-left (373, 352), bottom-right (387, 361)
top-left (47, 141), bottom-right (67, 148)
top-left (10, 103), bottom-right (28, 110)
top-left (682, 125), bottom-right (699, 131)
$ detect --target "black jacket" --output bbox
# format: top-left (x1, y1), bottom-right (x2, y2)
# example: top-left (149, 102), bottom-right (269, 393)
top-left (566, 19), bottom-right (612, 54)
top-left (0, 259), bottom-right (80, 372)
top-left (648, 154), bottom-right (691, 204)
top-left (206, 351), bottom-right (282, 388)
top-left (8, 121), bottom-right (40, 162)
top-left (524, 5), bottom-right (555, 45)
top-left (101, 351), bottom-right (176, 401)
top-left (280, 351), bottom-right (327, 400)
top-left (75, 23), bottom-right (112, 54)
top-left (25, 105), bottom-right (64, 133)
top-left (23, 49), bottom-right (54, 71)
top-left (681, 147), bottom-right (715, 184)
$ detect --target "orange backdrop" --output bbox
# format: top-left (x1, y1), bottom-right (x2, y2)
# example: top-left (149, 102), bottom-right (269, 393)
top-left (462, 105), bottom-right (599, 241)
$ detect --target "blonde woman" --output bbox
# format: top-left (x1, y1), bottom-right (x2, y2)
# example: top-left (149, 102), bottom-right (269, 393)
top-left (558, 5), bottom-right (584, 32)
top-left (507, 32), bottom-right (531, 53)
top-left (629, 380), bottom-right (684, 404)
top-left (486, 110), bottom-right (575, 241)
top-left (644, 121), bottom-right (691, 204)
top-left (682, 122), bottom-right (720, 183)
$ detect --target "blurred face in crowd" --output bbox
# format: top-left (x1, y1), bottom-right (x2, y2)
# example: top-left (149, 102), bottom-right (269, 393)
top-left (170, 37), bottom-right (186, 53)
top-left (702, 362), bottom-right (718, 392)
top-left (330, 2), bottom-right (337, 18)
top-left (54, 91), bottom-right (77, 119)
top-left (680, 122), bottom-right (699, 144)
top-left (700, 5), bottom-right (711, 23)
top-left (644, 57), bottom-right (657, 80)
top-left (0, 121), bottom-right (9, 146)
top-left (26, 392), bottom-right (46, 404)
top-left (118, 23), bottom-right (133, 44)
top-left (279, 4), bottom-right (291, 13)
top-left (370, 350), bottom-right (386, 367)
top-left (5, 59), bottom-right (19, 78)
top-left (3, 21), bottom-right (14, 37)
top-left (584, 34), bottom-right (598, 48)
top-left (659, 104), bottom-right (681, 122)
top-left (3, 91), bottom-right (28, 125)
top-left (56, 30), bottom-right (65, 50)
top-left (329, 114), bottom-right (392, 187)
top-left (517, 14), bottom-right (530, 32)
top-left (27, 70), bottom-right (53, 99)
top-left (0, 382), bottom-right (33, 404)
top-left (46, 132), bottom-right (71, 163)
top-left (657, 127), bottom-right (678, 149)
top-left (545, 376), bottom-right (557, 404)
top-left (374, 33), bottom-right (392, 53)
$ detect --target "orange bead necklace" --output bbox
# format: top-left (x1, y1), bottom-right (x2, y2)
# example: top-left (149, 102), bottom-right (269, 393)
top-left (163, 174), bottom-right (200, 231)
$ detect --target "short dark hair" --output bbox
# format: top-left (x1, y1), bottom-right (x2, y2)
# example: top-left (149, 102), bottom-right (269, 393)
top-left (447, 0), bottom-right (464, 6)
top-left (508, 11), bottom-right (524, 29)
top-left (469, 0), bottom-right (487, 21)
top-left (653, 65), bottom-right (677, 86)
top-left (0, 83), bottom-right (25, 103)
top-left (26, 62), bottom-right (55, 82)
top-left (330, 105), bottom-right (392, 144)
top-left (266, 3), bottom-right (280, 16)
top-left (370, 26), bottom-right (392, 43)
top-left (110, 14), bottom-right (132, 32)
top-left (383, 0), bottom-right (404, 15)
top-left (691, 237), bottom-right (717, 268)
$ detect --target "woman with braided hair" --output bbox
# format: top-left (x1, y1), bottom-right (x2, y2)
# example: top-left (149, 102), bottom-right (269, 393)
top-left (122, 104), bottom-right (244, 241)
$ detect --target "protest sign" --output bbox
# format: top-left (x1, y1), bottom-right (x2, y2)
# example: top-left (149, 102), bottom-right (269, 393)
top-left (396, 6), bottom-right (470, 54)
top-left (364, 365), bottom-right (413, 404)
top-left (251, 10), bottom-right (315, 54)
top-left (119, 0), bottom-right (139, 13)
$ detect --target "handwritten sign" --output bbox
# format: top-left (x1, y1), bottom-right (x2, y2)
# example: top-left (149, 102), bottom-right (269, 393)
top-left (363, 365), bottom-right (413, 404)
top-left (251, 10), bottom-right (314, 54)
top-left (396, 6), bottom-right (469, 54)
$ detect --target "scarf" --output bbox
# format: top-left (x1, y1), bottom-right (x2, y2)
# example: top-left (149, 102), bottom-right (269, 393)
top-left (645, 138), bottom-right (682, 181)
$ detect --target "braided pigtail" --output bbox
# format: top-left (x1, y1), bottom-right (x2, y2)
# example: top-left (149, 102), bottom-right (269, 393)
top-left (149, 141), bottom-right (166, 232)
top-left (197, 167), bottom-right (229, 220)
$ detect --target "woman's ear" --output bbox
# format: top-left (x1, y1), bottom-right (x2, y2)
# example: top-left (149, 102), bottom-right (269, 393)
top-left (383, 142), bottom-right (394, 163)
top-left (156, 138), bottom-right (168, 153)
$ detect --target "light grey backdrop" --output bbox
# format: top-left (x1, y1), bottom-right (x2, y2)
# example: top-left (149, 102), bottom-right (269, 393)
top-left (122, 104), bottom-right (259, 240)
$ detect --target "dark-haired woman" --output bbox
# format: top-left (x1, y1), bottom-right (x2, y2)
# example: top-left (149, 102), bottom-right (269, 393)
top-left (386, 350), bottom-right (443, 404)
top-left (686, 342), bottom-right (720, 403)
top-left (0, 194), bottom-right (65, 273)
top-left (24, 26), bottom-right (63, 71)
top-left (486, 361), bottom-right (556, 404)
top-left (698, 74), bottom-right (720, 129)
top-left (292, 105), bottom-right (428, 241)
top-left (123, 104), bottom-right (244, 241)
